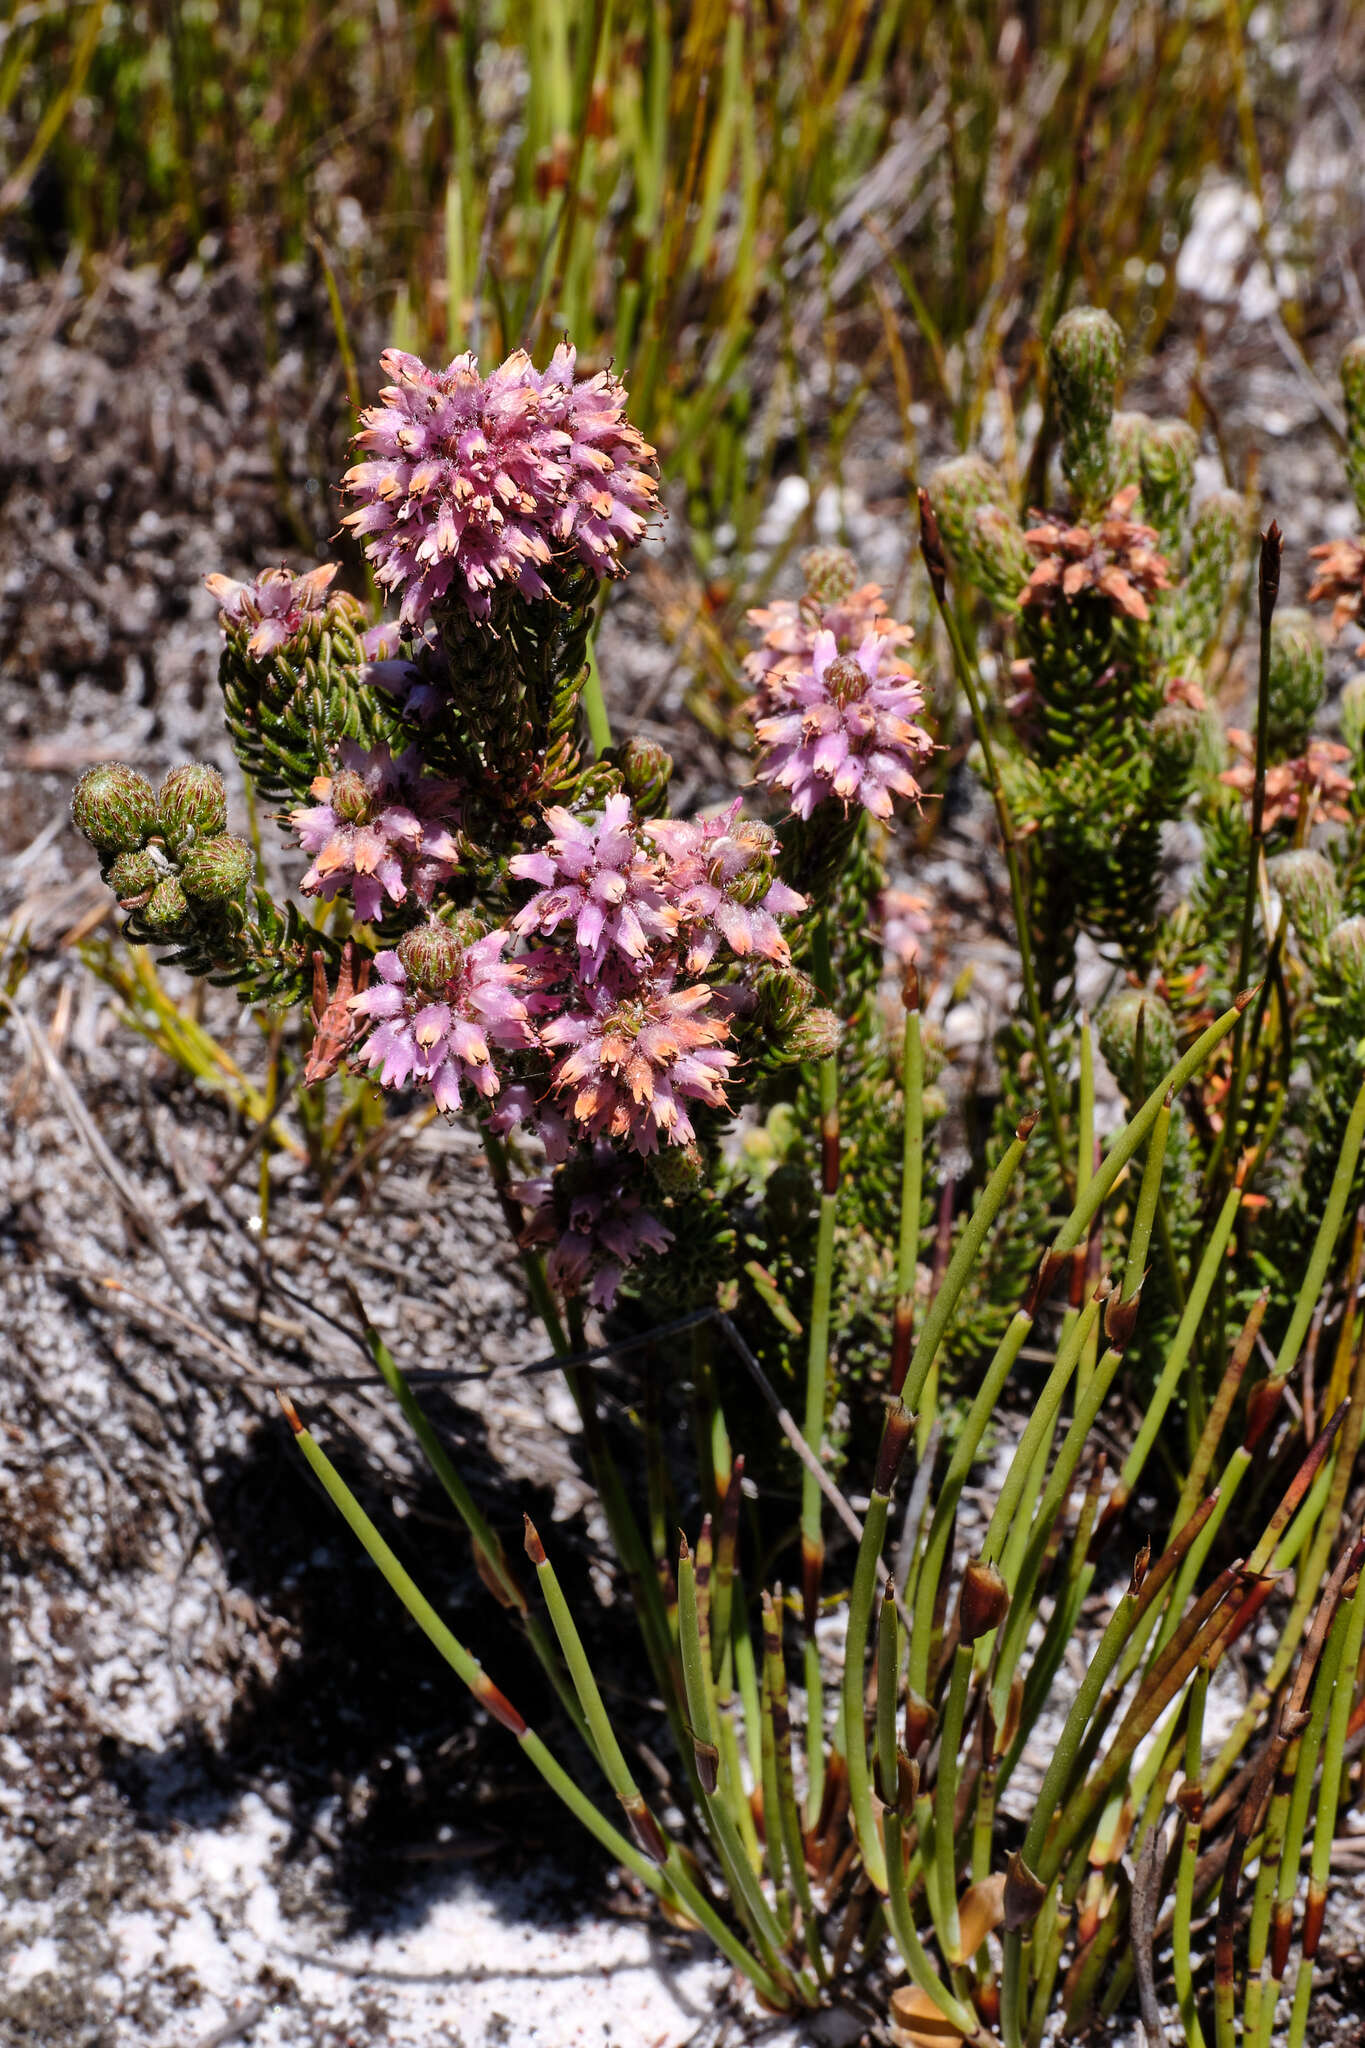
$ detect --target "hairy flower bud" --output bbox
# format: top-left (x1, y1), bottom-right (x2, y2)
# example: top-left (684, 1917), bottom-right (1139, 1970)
top-left (1327, 915), bottom-right (1365, 982)
top-left (1140, 417), bottom-right (1199, 544)
top-left (752, 964), bottom-right (817, 1035)
top-left (1269, 849), bottom-right (1340, 943)
top-left (397, 920), bottom-right (466, 990)
top-left (1097, 987), bottom-right (1177, 1097)
top-left (141, 875), bottom-right (192, 935)
top-left (1149, 700), bottom-right (1204, 782)
top-left (157, 764), bottom-right (228, 851)
top-left (329, 766), bottom-right (372, 824)
top-left (105, 847), bottom-right (160, 908)
top-left (178, 834), bottom-right (253, 902)
top-left (1048, 306), bottom-right (1124, 515)
top-left (608, 735), bottom-right (674, 818)
top-left (800, 544), bottom-right (860, 604)
top-left (783, 1006), bottom-right (841, 1062)
top-left (1184, 491), bottom-right (1253, 649)
top-left (927, 456), bottom-right (1032, 612)
top-left (1341, 672), bottom-right (1365, 757)
top-left (1343, 336), bottom-right (1365, 525)
top-left (649, 1141), bottom-right (705, 1195)
top-left (1265, 608), bottom-right (1325, 761)
top-left (71, 762), bottom-right (158, 855)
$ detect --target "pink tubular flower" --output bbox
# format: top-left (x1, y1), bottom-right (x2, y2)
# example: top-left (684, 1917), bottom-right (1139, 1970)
top-left (542, 971), bottom-right (736, 1154)
top-left (744, 583), bottom-right (914, 714)
top-left (753, 630), bottom-right (935, 821)
top-left (205, 562), bottom-right (342, 659)
top-left (340, 344), bottom-right (658, 625)
top-left (291, 742), bottom-right (463, 924)
top-left (514, 1143), bottom-right (672, 1309)
top-left (509, 793), bottom-right (676, 978)
top-left (349, 934), bottom-right (536, 1114)
top-left (648, 800), bottom-right (806, 973)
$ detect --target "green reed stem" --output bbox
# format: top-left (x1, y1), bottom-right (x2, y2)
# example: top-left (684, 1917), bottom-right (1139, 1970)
top-left (281, 1400), bottom-right (789, 2008)
top-left (678, 1541), bottom-right (811, 2001)
top-left (350, 1301), bottom-right (591, 1753)
top-left (1291, 1549), bottom-right (1365, 2047)
top-left (1173, 1669), bottom-right (1209, 2048)
top-left (762, 1590), bottom-right (828, 1983)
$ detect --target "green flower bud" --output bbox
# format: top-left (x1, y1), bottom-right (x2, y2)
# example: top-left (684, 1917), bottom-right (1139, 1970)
top-left (1048, 307), bottom-right (1124, 515)
top-left (1268, 849), bottom-right (1340, 943)
top-left (752, 964), bottom-right (816, 1035)
top-left (1096, 987), bottom-right (1177, 1097)
top-left (1265, 608), bottom-right (1325, 761)
top-left (1327, 915), bottom-right (1365, 981)
top-left (607, 736), bottom-right (673, 819)
top-left (1140, 418), bottom-right (1199, 546)
top-left (782, 1006), bottom-right (841, 1062)
top-left (397, 921), bottom-right (465, 989)
top-left (726, 818), bottom-right (778, 906)
top-left (1343, 337), bottom-right (1365, 525)
top-left (1149, 701), bottom-right (1204, 783)
top-left (800, 544), bottom-right (860, 604)
top-left (1183, 491), bottom-right (1253, 650)
top-left (141, 876), bottom-right (191, 935)
top-left (649, 1142), bottom-right (704, 1196)
top-left (329, 767), bottom-right (371, 824)
top-left (928, 454), bottom-right (1004, 565)
top-left (105, 848), bottom-right (160, 909)
top-left (157, 764), bottom-right (227, 850)
top-left (1342, 673), bottom-right (1365, 758)
top-left (71, 762), bottom-right (158, 855)
top-left (1110, 411), bottom-right (1149, 492)
top-left (178, 834), bottom-right (253, 902)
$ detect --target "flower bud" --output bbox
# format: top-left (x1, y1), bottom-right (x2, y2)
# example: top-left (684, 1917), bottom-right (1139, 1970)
top-left (783, 1006), bottom-right (841, 1062)
top-left (928, 456), bottom-right (1030, 609)
top-left (105, 848), bottom-right (160, 908)
top-left (71, 762), bottom-right (158, 855)
top-left (1265, 608), bottom-right (1325, 761)
top-left (1344, 336), bottom-right (1365, 524)
top-left (1110, 410), bottom-right (1149, 490)
top-left (397, 920), bottom-right (465, 989)
top-left (800, 543), bottom-right (860, 604)
top-left (141, 876), bottom-right (191, 935)
top-left (958, 1557), bottom-right (1009, 1642)
top-left (329, 767), bottom-right (372, 824)
top-left (178, 834), bottom-right (253, 902)
top-left (1048, 306), bottom-right (1124, 514)
top-left (1341, 672), bottom-right (1365, 757)
top-left (1096, 987), bottom-right (1177, 1097)
top-left (1185, 491), bottom-right (1253, 646)
top-left (1327, 915), bottom-right (1365, 981)
top-left (1268, 848), bottom-right (1340, 943)
top-left (1140, 417), bottom-right (1199, 538)
top-left (725, 820), bottom-right (778, 907)
top-left (649, 1142), bottom-right (705, 1196)
top-left (1149, 701), bottom-right (1204, 782)
top-left (157, 764), bottom-right (227, 850)
top-left (607, 736), bottom-right (673, 818)
top-left (753, 964), bottom-right (816, 1035)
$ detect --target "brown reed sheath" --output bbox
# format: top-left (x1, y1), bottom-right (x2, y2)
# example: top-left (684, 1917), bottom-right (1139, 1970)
top-left (472, 1668), bottom-right (528, 1737)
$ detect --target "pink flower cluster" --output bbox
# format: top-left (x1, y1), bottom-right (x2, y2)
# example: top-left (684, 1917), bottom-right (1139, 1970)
top-left (753, 631), bottom-right (936, 821)
top-left (339, 783), bottom-right (808, 1300)
top-left (341, 344), bottom-right (658, 625)
top-left (291, 742), bottom-right (463, 925)
top-left (205, 562), bottom-right (343, 660)
top-left (350, 933), bottom-right (540, 1115)
top-left (744, 579), bottom-right (915, 715)
top-left (514, 1144), bottom-right (674, 1311)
